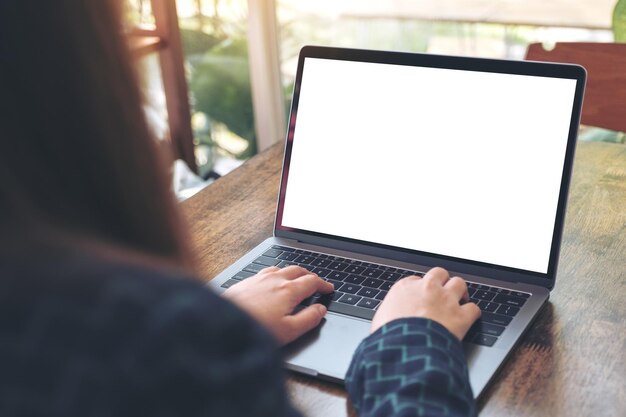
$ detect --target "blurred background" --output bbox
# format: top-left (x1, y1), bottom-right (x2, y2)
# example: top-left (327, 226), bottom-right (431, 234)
top-left (124, 0), bottom-right (625, 191)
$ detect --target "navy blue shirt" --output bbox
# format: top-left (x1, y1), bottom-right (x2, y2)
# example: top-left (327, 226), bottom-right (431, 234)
top-left (347, 318), bottom-right (476, 417)
top-left (0, 247), bottom-right (475, 416)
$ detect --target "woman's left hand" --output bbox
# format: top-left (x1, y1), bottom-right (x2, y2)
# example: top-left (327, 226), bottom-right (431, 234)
top-left (223, 266), bottom-right (334, 345)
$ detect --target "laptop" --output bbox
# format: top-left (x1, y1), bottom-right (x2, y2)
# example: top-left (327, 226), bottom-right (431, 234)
top-left (210, 46), bottom-right (586, 398)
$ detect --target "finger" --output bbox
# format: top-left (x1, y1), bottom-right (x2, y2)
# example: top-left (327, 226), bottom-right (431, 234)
top-left (257, 266), bottom-right (280, 275)
top-left (281, 304), bottom-right (327, 343)
top-left (275, 265), bottom-right (312, 279)
top-left (444, 276), bottom-right (470, 301)
top-left (291, 274), bottom-right (334, 298)
top-left (319, 279), bottom-right (335, 293)
top-left (423, 267), bottom-right (450, 286)
top-left (403, 273), bottom-right (423, 280)
top-left (460, 302), bottom-right (482, 324)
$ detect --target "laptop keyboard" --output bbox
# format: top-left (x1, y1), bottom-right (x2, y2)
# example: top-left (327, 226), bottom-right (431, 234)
top-left (221, 245), bottom-right (530, 347)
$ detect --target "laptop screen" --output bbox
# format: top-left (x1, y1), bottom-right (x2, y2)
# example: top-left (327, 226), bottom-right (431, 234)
top-left (277, 50), bottom-right (581, 275)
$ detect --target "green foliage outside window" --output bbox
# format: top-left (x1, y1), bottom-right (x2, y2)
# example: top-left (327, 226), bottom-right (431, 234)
top-left (179, 0), bottom-right (256, 166)
top-left (187, 36), bottom-right (256, 159)
top-left (614, 0), bottom-right (626, 41)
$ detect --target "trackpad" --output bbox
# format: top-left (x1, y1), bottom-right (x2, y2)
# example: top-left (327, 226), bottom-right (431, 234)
top-left (282, 313), bottom-right (371, 381)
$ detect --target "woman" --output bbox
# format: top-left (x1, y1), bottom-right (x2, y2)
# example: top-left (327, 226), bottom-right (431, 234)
top-left (0, 1), bottom-right (480, 416)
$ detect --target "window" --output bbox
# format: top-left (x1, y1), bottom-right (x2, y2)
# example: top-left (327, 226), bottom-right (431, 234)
top-left (276, 0), bottom-right (614, 96)
top-left (124, 0), bottom-right (623, 178)
top-left (126, 0), bottom-right (258, 178)
top-left (125, 0), bottom-right (197, 172)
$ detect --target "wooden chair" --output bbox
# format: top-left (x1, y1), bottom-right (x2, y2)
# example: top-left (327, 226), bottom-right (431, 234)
top-left (525, 42), bottom-right (626, 133)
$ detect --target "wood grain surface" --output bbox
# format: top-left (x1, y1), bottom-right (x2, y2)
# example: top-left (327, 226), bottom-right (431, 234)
top-left (181, 141), bottom-right (626, 417)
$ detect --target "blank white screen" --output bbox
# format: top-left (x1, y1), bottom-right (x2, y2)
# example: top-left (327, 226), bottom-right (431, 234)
top-left (281, 57), bottom-right (576, 273)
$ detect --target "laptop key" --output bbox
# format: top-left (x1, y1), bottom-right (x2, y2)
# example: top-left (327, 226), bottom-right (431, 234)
top-left (294, 255), bottom-right (315, 265)
top-left (474, 290), bottom-right (496, 301)
top-left (277, 252), bottom-right (298, 261)
top-left (470, 333), bottom-right (498, 347)
top-left (379, 281), bottom-right (393, 291)
top-left (339, 283), bottom-right (362, 294)
top-left (232, 271), bottom-right (255, 281)
top-left (328, 261), bottom-right (349, 271)
top-left (481, 312), bottom-right (513, 326)
top-left (310, 258), bottom-right (332, 268)
top-left (243, 263), bottom-right (267, 273)
top-left (262, 248), bottom-right (283, 258)
top-left (357, 287), bottom-right (379, 298)
top-left (477, 301), bottom-right (498, 313)
top-left (510, 291), bottom-right (531, 299)
top-left (345, 265), bottom-right (366, 274)
top-left (327, 271), bottom-right (348, 281)
top-left (379, 271), bottom-right (401, 281)
top-left (272, 245), bottom-right (295, 252)
top-left (362, 278), bottom-right (384, 289)
top-left (253, 256), bottom-right (280, 267)
top-left (327, 301), bottom-right (375, 320)
top-left (357, 298), bottom-right (380, 309)
top-left (363, 268), bottom-right (383, 278)
top-left (344, 274), bottom-right (366, 285)
top-left (470, 321), bottom-right (506, 337)
top-left (338, 294), bottom-right (362, 305)
top-left (311, 267), bottom-right (332, 278)
top-left (496, 304), bottom-right (520, 316)
top-left (220, 279), bottom-right (239, 289)
top-left (493, 294), bottom-right (527, 308)
top-left (375, 290), bottom-right (388, 301)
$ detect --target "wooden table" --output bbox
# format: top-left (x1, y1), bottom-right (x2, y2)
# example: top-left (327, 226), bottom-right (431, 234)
top-left (182, 141), bottom-right (626, 417)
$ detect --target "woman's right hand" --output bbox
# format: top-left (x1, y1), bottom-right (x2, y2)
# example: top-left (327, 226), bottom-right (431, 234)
top-left (371, 267), bottom-right (481, 340)
top-left (223, 266), bottom-right (333, 345)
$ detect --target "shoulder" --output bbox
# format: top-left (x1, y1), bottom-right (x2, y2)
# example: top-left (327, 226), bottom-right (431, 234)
top-left (0, 243), bottom-right (286, 416)
top-left (1, 242), bottom-right (272, 353)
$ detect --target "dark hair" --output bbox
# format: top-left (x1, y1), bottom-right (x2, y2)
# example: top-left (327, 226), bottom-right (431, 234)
top-left (0, 0), bottom-right (193, 268)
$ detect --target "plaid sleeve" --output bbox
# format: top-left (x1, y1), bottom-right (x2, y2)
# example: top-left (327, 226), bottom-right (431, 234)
top-left (345, 317), bottom-right (476, 417)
